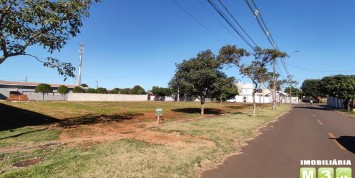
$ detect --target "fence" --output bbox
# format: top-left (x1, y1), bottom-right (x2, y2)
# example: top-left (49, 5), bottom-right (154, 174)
top-left (327, 96), bottom-right (344, 109)
top-left (26, 93), bottom-right (67, 101)
top-left (67, 93), bottom-right (149, 101)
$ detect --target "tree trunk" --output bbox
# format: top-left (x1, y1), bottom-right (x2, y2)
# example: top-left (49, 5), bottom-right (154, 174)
top-left (177, 86), bottom-right (180, 102)
top-left (220, 95), bottom-right (223, 104)
top-left (272, 60), bottom-right (276, 110)
top-left (200, 95), bottom-right (205, 115)
top-left (252, 91), bottom-right (256, 117)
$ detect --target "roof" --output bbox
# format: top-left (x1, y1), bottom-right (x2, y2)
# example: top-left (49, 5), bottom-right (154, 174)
top-left (0, 80), bottom-right (78, 88)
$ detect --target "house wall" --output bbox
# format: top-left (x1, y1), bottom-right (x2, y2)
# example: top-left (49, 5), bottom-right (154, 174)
top-left (0, 88), bottom-right (9, 100)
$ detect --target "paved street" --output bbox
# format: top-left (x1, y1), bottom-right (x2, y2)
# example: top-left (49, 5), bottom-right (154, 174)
top-left (202, 104), bottom-right (355, 178)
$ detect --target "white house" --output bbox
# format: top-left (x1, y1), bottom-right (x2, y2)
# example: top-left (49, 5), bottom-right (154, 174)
top-left (232, 82), bottom-right (298, 104)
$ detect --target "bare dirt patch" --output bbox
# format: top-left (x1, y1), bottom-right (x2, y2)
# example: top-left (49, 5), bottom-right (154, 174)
top-left (12, 157), bottom-right (43, 168)
top-left (58, 119), bottom-right (214, 148)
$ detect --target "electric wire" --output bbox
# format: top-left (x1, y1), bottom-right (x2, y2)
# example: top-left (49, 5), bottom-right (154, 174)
top-left (197, 0), bottom-right (238, 40)
top-left (207, 0), bottom-right (255, 50)
top-left (217, 0), bottom-right (258, 47)
top-left (171, 0), bottom-right (222, 43)
top-left (244, 0), bottom-right (291, 78)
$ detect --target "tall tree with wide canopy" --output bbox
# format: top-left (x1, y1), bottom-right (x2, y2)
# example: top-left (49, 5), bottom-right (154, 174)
top-left (170, 49), bottom-right (225, 115)
top-left (320, 75), bottom-right (355, 110)
top-left (301, 79), bottom-right (323, 98)
top-left (0, 0), bottom-right (100, 80)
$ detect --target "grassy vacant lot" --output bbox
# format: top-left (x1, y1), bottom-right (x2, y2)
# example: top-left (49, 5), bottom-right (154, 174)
top-left (0, 101), bottom-right (290, 177)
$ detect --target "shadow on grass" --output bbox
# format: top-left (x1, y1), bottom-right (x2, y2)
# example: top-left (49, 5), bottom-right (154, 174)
top-left (0, 103), bottom-right (144, 131)
top-left (334, 136), bottom-right (355, 154)
top-left (0, 103), bottom-right (58, 131)
top-left (59, 112), bottom-right (144, 127)
top-left (172, 108), bottom-right (224, 115)
top-left (0, 127), bottom-right (49, 140)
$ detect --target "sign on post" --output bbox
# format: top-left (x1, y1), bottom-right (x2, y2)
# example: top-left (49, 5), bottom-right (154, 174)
top-left (156, 108), bottom-right (163, 124)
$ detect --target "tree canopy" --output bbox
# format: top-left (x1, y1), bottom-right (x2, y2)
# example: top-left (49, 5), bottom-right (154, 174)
top-left (301, 79), bottom-right (323, 98)
top-left (87, 88), bottom-right (97, 93)
top-left (170, 49), bottom-right (227, 115)
top-left (0, 0), bottom-right (100, 80)
top-left (131, 85), bottom-right (145, 94)
top-left (35, 83), bottom-right (52, 100)
top-left (57, 85), bottom-right (69, 95)
top-left (151, 86), bottom-right (172, 96)
top-left (210, 74), bottom-right (238, 102)
top-left (96, 87), bottom-right (108, 94)
top-left (218, 45), bottom-right (287, 116)
top-left (73, 86), bottom-right (83, 93)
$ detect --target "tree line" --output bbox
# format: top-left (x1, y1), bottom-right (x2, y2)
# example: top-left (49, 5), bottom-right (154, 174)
top-left (301, 75), bottom-right (355, 110)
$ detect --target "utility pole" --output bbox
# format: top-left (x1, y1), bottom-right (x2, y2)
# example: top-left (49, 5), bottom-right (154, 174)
top-left (288, 75), bottom-right (292, 105)
top-left (96, 81), bottom-right (98, 89)
top-left (272, 59), bottom-right (276, 110)
top-left (77, 43), bottom-right (84, 86)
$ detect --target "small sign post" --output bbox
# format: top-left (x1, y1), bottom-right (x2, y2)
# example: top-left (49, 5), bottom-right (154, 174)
top-left (155, 108), bottom-right (163, 124)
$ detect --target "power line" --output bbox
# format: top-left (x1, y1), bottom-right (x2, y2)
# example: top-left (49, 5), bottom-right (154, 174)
top-left (250, 0), bottom-right (278, 49)
top-left (171, 0), bottom-right (222, 43)
top-left (217, 0), bottom-right (258, 47)
top-left (286, 63), bottom-right (355, 73)
top-left (197, 0), bottom-right (238, 40)
top-left (244, 0), bottom-right (291, 78)
top-left (244, 0), bottom-right (275, 49)
top-left (207, 0), bottom-right (255, 50)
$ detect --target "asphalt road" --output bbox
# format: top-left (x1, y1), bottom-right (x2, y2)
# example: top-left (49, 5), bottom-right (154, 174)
top-left (202, 104), bottom-right (355, 178)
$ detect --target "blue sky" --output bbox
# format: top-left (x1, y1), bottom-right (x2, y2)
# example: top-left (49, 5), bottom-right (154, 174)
top-left (1, 0), bottom-right (355, 90)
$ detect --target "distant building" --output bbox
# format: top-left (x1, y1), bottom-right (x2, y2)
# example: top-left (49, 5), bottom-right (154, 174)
top-left (233, 82), bottom-right (297, 103)
top-left (0, 80), bottom-right (77, 100)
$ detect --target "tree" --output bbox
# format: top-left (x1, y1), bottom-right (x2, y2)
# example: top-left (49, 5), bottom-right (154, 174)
top-left (73, 86), bottom-right (83, 93)
top-left (96, 87), bottom-right (108, 94)
top-left (35, 83), bottom-right (52, 101)
top-left (0, 0), bottom-right (100, 80)
top-left (120, 88), bottom-right (131, 94)
top-left (255, 48), bottom-right (288, 110)
top-left (80, 84), bottom-right (88, 87)
top-left (320, 75), bottom-right (355, 111)
top-left (57, 85), bottom-right (69, 100)
top-left (218, 45), bottom-right (287, 116)
top-left (210, 75), bottom-right (238, 103)
top-left (87, 88), bottom-right (97, 93)
top-left (111, 88), bottom-right (121, 94)
top-left (151, 86), bottom-right (172, 96)
top-left (131, 85), bottom-right (145, 94)
top-left (170, 49), bottom-right (225, 115)
top-left (284, 87), bottom-right (301, 97)
top-left (301, 79), bottom-right (323, 98)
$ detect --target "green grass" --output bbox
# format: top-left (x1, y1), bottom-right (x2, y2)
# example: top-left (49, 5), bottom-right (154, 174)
top-left (0, 127), bottom-right (60, 149)
top-left (0, 101), bottom-right (290, 177)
